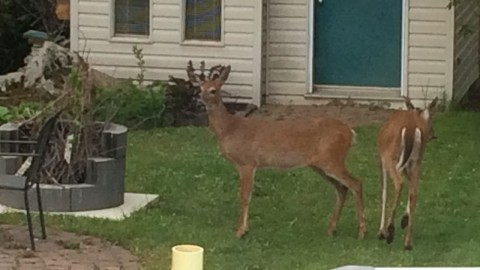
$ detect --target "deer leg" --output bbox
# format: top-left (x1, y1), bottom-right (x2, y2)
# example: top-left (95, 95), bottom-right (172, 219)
top-left (378, 163), bottom-right (388, 240)
top-left (401, 169), bottom-right (412, 230)
top-left (404, 163), bottom-right (420, 250)
top-left (310, 166), bottom-right (348, 236)
top-left (401, 199), bottom-right (410, 229)
top-left (324, 166), bottom-right (366, 240)
top-left (385, 167), bottom-right (404, 244)
top-left (236, 165), bottom-right (255, 238)
top-left (327, 179), bottom-right (348, 236)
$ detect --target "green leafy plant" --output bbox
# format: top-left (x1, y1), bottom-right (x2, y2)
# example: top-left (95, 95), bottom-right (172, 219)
top-left (0, 106), bottom-right (12, 123)
top-left (8, 102), bottom-right (43, 120)
top-left (94, 81), bottom-right (169, 129)
top-left (92, 44), bottom-right (169, 129)
top-left (0, 102), bottom-right (44, 124)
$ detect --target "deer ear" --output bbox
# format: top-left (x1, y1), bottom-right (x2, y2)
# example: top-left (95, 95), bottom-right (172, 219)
top-left (403, 96), bottom-right (415, 110)
top-left (218, 65), bottom-right (231, 84)
top-left (428, 97), bottom-right (439, 111)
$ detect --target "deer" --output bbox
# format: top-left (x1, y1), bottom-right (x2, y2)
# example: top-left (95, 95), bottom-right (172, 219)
top-left (377, 96), bottom-right (439, 250)
top-left (188, 62), bottom-right (366, 239)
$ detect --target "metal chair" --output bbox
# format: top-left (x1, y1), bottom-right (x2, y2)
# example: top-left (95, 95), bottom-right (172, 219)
top-left (0, 111), bottom-right (61, 250)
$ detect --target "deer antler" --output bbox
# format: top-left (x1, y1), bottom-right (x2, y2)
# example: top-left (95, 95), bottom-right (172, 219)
top-left (185, 61), bottom-right (231, 86)
top-left (208, 64), bottom-right (223, 80)
top-left (199, 61), bottom-right (206, 81)
top-left (186, 60), bottom-right (197, 83)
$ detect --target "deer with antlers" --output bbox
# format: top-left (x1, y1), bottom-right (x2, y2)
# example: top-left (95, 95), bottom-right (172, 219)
top-left (377, 96), bottom-right (439, 250)
top-left (188, 62), bottom-right (366, 239)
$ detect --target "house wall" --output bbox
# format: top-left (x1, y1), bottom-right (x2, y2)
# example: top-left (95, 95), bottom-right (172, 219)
top-left (265, 0), bottom-right (308, 99)
top-left (453, 0), bottom-right (479, 101)
top-left (71, 0), bottom-right (262, 105)
top-left (264, 0), bottom-right (454, 105)
top-left (406, 0), bottom-right (453, 101)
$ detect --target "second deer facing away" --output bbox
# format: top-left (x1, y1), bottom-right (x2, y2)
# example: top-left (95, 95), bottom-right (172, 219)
top-left (192, 65), bottom-right (366, 239)
top-left (377, 96), bottom-right (439, 250)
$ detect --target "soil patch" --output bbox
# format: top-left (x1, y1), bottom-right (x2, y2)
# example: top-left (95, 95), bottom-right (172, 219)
top-left (253, 103), bottom-right (394, 127)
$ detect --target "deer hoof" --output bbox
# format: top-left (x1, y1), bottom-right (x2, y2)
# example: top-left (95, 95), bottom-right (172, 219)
top-left (404, 244), bottom-right (413, 251)
top-left (386, 224), bottom-right (395, 244)
top-left (378, 231), bottom-right (386, 240)
top-left (327, 228), bottom-right (337, 236)
top-left (401, 214), bottom-right (409, 229)
top-left (235, 228), bottom-right (248, 238)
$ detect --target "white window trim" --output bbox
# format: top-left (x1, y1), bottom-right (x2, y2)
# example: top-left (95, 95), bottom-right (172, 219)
top-left (180, 0), bottom-right (225, 47)
top-left (109, 0), bottom-right (154, 44)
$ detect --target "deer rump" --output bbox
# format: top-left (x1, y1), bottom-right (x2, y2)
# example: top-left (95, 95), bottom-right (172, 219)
top-left (216, 116), bottom-right (355, 169)
top-left (378, 111), bottom-right (427, 172)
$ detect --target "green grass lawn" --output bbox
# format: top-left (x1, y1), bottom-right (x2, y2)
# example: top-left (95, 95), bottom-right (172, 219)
top-left (2, 111), bottom-right (480, 269)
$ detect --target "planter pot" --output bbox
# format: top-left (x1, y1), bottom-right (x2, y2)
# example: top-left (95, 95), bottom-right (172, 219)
top-left (0, 121), bottom-right (128, 212)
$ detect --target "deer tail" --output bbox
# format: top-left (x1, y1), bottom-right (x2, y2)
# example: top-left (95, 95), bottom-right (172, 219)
top-left (397, 127), bottom-right (422, 171)
top-left (410, 128), bottom-right (423, 161)
top-left (351, 129), bottom-right (357, 145)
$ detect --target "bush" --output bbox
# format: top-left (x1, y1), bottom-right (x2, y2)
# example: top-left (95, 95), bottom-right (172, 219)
top-left (94, 80), bottom-right (170, 129)
top-left (0, 0), bottom-right (69, 75)
top-left (0, 0), bottom-right (34, 74)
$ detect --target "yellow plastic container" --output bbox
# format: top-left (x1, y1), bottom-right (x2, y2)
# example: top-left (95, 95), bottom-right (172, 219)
top-left (171, 244), bottom-right (204, 270)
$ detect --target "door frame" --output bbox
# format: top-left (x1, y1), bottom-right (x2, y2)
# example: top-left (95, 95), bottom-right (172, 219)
top-left (307, 0), bottom-right (409, 96)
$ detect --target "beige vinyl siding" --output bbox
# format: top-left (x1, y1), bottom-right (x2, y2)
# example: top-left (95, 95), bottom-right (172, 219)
top-left (453, 1), bottom-right (479, 101)
top-left (266, 0), bottom-right (308, 96)
top-left (73, 0), bottom-right (259, 101)
top-left (407, 0), bottom-right (453, 100)
top-left (261, 0), bottom-right (268, 99)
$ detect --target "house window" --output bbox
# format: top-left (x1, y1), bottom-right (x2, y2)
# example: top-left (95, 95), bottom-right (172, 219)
top-left (114, 0), bottom-right (150, 36)
top-left (185, 0), bottom-right (222, 42)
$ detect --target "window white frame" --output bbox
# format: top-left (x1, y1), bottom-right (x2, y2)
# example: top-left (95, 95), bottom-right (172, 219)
top-left (180, 0), bottom-right (225, 47)
top-left (109, 0), bottom-right (153, 43)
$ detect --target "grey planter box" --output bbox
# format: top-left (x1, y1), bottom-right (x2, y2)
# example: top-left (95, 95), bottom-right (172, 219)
top-left (0, 122), bottom-right (128, 212)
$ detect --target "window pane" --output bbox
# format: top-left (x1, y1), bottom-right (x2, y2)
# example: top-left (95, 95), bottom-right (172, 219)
top-left (185, 0), bottom-right (222, 41)
top-left (115, 0), bottom-right (149, 35)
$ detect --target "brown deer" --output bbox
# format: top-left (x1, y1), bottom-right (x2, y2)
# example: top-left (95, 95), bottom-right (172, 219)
top-left (189, 63), bottom-right (366, 239)
top-left (377, 96), bottom-right (439, 250)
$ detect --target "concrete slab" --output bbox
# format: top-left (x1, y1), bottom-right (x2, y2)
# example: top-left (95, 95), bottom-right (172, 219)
top-left (334, 266), bottom-right (480, 270)
top-left (0, 192), bottom-right (158, 221)
top-left (374, 268), bottom-right (480, 270)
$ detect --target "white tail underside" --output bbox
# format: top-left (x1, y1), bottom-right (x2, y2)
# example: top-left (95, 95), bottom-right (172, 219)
top-left (396, 128), bottom-right (422, 172)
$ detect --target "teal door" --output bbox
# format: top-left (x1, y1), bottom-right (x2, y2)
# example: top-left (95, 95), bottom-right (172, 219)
top-left (314, 0), bottom-right (402, 87)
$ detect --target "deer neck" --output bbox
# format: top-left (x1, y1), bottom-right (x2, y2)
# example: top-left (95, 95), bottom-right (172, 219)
top-left (206, 101), bottom-right (236, 139)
